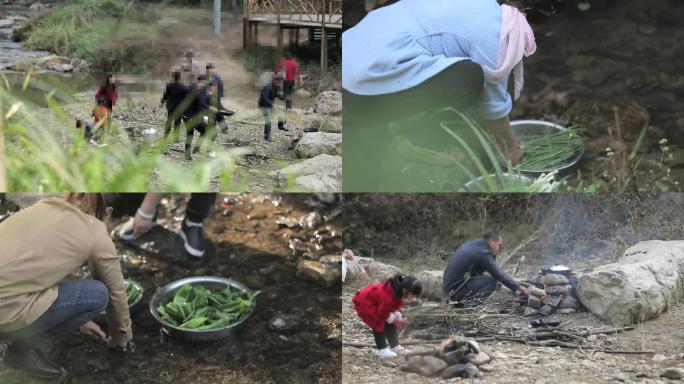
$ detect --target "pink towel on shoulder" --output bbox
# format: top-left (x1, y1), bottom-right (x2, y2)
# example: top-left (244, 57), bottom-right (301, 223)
top-left (482, 4), bottom-right (537, 100)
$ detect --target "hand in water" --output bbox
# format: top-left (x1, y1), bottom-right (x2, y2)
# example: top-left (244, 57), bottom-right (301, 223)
top-left (80, 321), bottom-right (106, 340)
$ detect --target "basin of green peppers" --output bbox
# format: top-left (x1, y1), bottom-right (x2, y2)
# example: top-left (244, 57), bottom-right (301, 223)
top-left (126, 279), bottom-right (142, 305)
top-left (155, 284), bottom-right (259, 330)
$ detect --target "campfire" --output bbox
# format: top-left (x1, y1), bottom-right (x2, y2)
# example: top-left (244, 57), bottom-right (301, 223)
top-left (522, 265), bottom-right (583, 316)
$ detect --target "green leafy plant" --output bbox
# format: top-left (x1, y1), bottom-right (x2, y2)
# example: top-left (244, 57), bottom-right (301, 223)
top-left (436, 108), bottom-right (561, 193)
top-left (155, 283), bottom-right (259, 330)
top-left (125, 279), bottom-right (142, 304)
top-left (516, 127), bottom-right (585, 171)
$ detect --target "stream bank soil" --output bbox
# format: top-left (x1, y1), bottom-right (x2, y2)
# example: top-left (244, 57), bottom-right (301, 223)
top-left (0, 193), bottom-right (342, 384)
top-left (510, 0), bottom-right (684, 189)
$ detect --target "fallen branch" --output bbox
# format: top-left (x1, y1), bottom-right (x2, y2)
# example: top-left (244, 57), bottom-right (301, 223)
top-left (526, 340), bottom-right (655, 354)
top-left (342, 337), bottom-right (496, 349)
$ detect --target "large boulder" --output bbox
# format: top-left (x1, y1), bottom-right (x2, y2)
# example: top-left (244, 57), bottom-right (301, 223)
top-left (296, 258), bottom-right (341, 288)
top-left (294, 132), bottom-right (342, 158)
top-left (344, 257), bottom-right (400, 284)
top-left (576, 241), bottom-right (684, 325)
top-left (313, 91), bottom-right (342, 116)
top-left (0, 18), bottom-right (15, 28)
top-left (272, 154), bottom-right (341, 192)
top-left (414, 270), bottom-right (444, 301)
top-left (305, 116), bottom-right (342, 133)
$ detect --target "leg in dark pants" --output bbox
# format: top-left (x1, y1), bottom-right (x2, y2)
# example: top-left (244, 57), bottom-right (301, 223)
top-left (343, 60), bottom-right (485, 192)
top-left (261, 108), bottom-right (273, 140)
top-left (372, 325), bottom-right (399, 349)
top-left (181, 193), bottom-right (216, 258)
top-left (105, 193), bottom-right (147, 217)
top-left (449, 275), bottom-right (498, 307)
top-left (184, 118), bottom-right (196, 160)
top-left (165, 109), bottom-right (182, 141)
top-left (185, 193), bottom-right (216, 223)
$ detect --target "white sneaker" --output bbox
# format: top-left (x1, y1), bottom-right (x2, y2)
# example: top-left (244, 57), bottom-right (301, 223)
top-left (374, 348), bottom-right (397, 359)
top-left (391, 345), bottom-right (411, 355)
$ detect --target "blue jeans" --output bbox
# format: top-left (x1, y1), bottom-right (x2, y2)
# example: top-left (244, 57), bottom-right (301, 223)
top-left (1, 280), bottom-right (109, 341)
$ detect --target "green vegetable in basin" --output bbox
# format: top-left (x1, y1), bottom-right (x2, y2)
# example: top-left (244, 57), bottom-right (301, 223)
top-left (126, 280), bottom-right (142, 305)
top-left (517, 126), bottom-right (585, 170)
top-left (156, 283), bottom-right (259, 330)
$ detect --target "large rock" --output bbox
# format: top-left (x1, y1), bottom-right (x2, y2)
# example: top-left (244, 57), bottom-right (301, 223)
top-left (294, 132), bottom-right (342, 158)
top-left (272, 154), bottom-right (341, 192)
top-left (305, 116), bottom-right (342, 133)
top-left (576, 241), bottom-right (684, 325)
top-left (344, 257), bottom-right (400, 284)
top-left (0, 18), bottom-right (15, 28)
top-left (413, 270), bottom-right (443, 301)
top-left (295, 88), bottom-right (311, 98)
top-left (296, 259), bottom-right (341, 288)
top-left (313, 91), bottom-right (342, 116)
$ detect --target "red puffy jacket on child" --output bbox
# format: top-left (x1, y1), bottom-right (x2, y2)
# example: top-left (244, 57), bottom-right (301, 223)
top-left (352, 280), bottom-right (403, 332)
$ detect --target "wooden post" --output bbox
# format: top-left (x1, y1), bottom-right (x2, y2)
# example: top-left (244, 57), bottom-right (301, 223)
top-left (214, 0), bottom-right (222, 36)
top-left (320, 0), bottom-right (327, 72)
top-left (243, 0), bottom-right (250, 49)
top-left (0, 106), bottom-right (5, 191)
top-left (276, 0), bottom-right (283, 55)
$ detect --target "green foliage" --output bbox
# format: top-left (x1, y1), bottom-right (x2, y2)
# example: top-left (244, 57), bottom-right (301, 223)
top-left (24, 0), bottom-right (159, 72)
top-left (242, 47), bottom-right (280, 76)
top-left (1, 73), bottom-right (250, 191)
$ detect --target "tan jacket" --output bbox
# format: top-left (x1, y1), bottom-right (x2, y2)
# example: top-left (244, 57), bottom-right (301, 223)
top-left (0, 198), bottom-right (132, 345)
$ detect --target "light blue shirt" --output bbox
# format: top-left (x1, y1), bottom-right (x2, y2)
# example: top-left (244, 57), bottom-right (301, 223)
top-left (342, 0), bottom-right (512, 120)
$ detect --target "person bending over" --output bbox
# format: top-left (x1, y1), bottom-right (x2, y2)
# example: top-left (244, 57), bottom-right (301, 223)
top-left (342, 0), bottom-right (562, 191)
top-left (442, 229), bottom-right (528, 307)
top-left (0, 193), bottom-right (133, 382)
top-left (352, 274), bottom-right (422, 358)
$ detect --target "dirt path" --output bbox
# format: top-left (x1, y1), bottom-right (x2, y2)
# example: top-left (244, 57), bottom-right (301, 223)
top-left (0, 193), bottom-right (342, 384)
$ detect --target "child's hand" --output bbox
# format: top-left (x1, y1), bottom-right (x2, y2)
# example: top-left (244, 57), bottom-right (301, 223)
top-left (394, 318), bottom-right (408, 329)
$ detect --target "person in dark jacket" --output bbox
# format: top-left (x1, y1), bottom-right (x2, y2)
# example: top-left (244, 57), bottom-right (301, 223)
top-left (183, 75), bottom-right (209, 160)
top-left (258, 74), bottom-right (287, 142)
top-left (442, 229), bottom-right (528, 307)
top-left (194, 81), bottom-right (234, 157)
top-left (352, 274), bottom-right (422, 359)
top-left (161, 71), bottom-right (188, 141)
top-left (206, 63), bottom-right (224, 99)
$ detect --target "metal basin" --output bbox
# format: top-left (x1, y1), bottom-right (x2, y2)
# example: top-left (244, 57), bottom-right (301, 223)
top-left (511, 120), bottom-right (584, 174)
top-left (126, 279), bottom-right (144, 310)
top-left (149, 276), bottom-right (256, 342)
top-left (98, 279), bottom-right (143, 318)
top-left (141, 128), bottom-right (157, 143)
top-left (463, 173), bottom-right (534, 192)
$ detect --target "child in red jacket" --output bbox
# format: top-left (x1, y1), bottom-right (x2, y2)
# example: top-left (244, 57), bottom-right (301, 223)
top-left (352, 274), bottom-right (422, 358)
